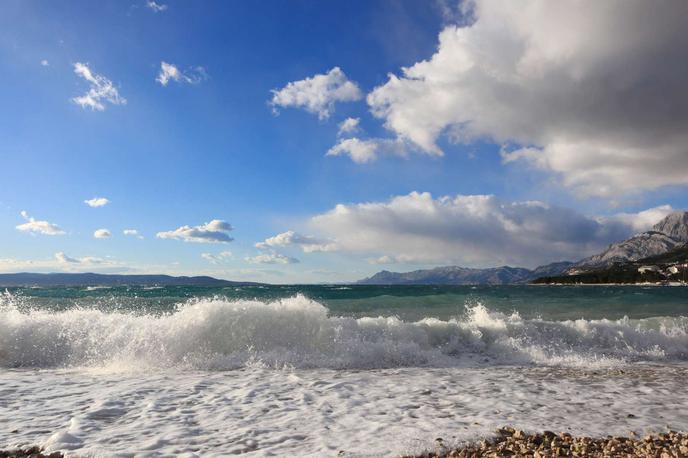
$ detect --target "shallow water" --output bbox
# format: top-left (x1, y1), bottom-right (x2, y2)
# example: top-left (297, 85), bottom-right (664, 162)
top-left (1, 285), bottom-right (687, 456)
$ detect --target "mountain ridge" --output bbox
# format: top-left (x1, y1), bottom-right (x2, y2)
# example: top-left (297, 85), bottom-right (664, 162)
top-left (357, 262), bottom-right (574, 285)
top-left (569, 211), bottom-right (688, 273)
top-left (0, 272), bottom-right (264, 287)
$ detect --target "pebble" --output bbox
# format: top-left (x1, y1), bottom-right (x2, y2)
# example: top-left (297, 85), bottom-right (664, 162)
top-left (407, 427), bottom-right (688, 457)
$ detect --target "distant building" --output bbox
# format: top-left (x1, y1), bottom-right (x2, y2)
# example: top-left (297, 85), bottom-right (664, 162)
top-left (638, 265), bottom-right (660, 273)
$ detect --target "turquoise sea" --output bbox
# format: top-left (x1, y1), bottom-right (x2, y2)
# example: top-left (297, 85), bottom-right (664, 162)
top-left (7, 283), bottom-right (688, 320)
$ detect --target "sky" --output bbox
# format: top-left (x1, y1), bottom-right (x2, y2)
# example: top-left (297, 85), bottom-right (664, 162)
top-left (1, 0), bottom-right (687, 283)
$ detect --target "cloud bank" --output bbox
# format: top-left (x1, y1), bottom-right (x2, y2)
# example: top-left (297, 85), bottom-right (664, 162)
top-left (309, 192), bottom-right (675, 267)
top-left (366, 0), bottom-right (688, 196)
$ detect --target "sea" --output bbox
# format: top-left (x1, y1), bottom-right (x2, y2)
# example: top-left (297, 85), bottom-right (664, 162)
top-left (1, 284), bottom-right (688, 457)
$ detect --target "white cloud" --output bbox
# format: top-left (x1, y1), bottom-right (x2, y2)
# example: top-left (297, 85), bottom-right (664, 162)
top-left (256, 230), bottom-right (337, 253)
top-left (327, 138), bottom-right (379, 164)
top-left (337, 117), bottom-right (360, 136)
top-left (156, 220), bottom-right (234, 243)
top-left (16, 211), bottom-right (65, 236)
top-left (123, 229), bottom-right (144, 239)
top-left (84, 197), bottom-right (109, 207)
top-left (245, 251), bottom-right (299, 265)
top-left (40, 59), bottom-right (49, 67)
top-left (201, 251), bottom-right (233, 264)
top-left (326, 137), bottom-right (410, 164)
top-left (72, 62), bottom-right (126, 111)
top-left (54, 252), bottom-right (124, 270)
top-left (367, 0), bottom-right (688, 196)
top-left (600, 205), bottom-right (676, 236)
top-left (146, 0), bottom-right (167, 12)
top-left (94, 229), bottom-right (111, 239)
top-left (156, 62), bottom-right (206, 86)
top-left (309, 191), bottom-right (675, 268)
top-left (270, 67), bottom-right (362, 120)
top-left (368, 254), bottom-right (421, 265)
top-left (0, 253), bottom-right (125, 273)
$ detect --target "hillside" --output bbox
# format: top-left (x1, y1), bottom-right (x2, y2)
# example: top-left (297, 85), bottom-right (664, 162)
top-left (0, 272), bottom-right (263, 287)
top-left (569, 211), bottom-right (688, 272)
top-left (533, 244), bottom-right (688, 285)
top-left (357, 262), bottom-right (574, 285)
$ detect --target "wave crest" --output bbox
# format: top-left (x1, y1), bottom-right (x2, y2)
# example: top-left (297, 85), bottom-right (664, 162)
top-left (1, 294), bottom-right (687, 370)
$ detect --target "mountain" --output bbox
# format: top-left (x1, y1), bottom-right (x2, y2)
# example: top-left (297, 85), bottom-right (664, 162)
top-left (653, 211), bottom-right (688, 242)
top-left (357, 262), bottom-right (574, 285)
top-left (0, 272), bottom-right (263, 287)
top-left (533, 243), bottom-right (688, 285)
top-left (569, 211), bottom-right (688, 272)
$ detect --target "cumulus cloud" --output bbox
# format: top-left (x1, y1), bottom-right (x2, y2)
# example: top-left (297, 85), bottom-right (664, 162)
top-left (156, 220), bottom-right (234, 243)
top-left (245, 251), bottom-right (299, 265)
top-left (146, 0), bottom-right (167, 12)
top-left (94, 229), bottom-right (111, 239)
top-left (16, 211), bottom-right (65, 236)
top-left (256, 230), bottom-right (337, 253)
top-left (270, 67), bottom-right (362, 119)
top-left (40, 59), bottom-right (49, 67)
top-left (71, 62), bottom-right (126, 111)
top-left (309, 192), bottom-right (674, 268)
top-left (123, 229), bottom-right (143, 239)
top-left (326, 137), bottom-right (411, 164)
top-left (367, 0), bottom-right (688, 196)
top-left (156, 62), bottom-right (206, 86)
top-left (84, 197), bottom-right (109, 207)
top-left (201, 251), bottom-right (233, 264)
top-left (337, 117), bottom-right (360, 136)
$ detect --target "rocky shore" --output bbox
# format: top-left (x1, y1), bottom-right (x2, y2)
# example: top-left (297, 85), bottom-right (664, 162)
top-left (411, 427), bottom-right (688, 457)
top-left (0, 447), bottom-right (62, 458)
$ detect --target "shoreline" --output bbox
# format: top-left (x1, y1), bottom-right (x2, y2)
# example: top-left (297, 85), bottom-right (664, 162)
top-left (6, 429), bottom-right (688, 457)
top-left (410, 428), bottom-right (688, 457)
top-left (529, 281), bottom-right (687, 287)
top-left (0, 447), bottom-right (61, 458)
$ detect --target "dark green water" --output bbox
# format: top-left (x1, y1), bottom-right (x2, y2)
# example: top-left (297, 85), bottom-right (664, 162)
top-left (5, 284), bottom-right (688, 321)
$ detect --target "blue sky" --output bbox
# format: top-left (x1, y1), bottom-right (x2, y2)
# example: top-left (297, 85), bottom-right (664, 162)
top-left (1, 0), bottom-right (687, 283)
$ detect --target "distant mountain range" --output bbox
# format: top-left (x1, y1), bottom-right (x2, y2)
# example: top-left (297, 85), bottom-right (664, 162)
top-left (0, 272), bottom-right (262, 287)
top-left (358, 211), bottom-right (688, 285)
top-left (357, 261), bottom-right (574, 285)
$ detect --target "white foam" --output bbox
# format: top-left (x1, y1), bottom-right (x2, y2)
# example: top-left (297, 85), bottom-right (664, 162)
top-left (1, 294), bottom-right (687, 371)
top-left (2, 365), bottom-right (688, 457)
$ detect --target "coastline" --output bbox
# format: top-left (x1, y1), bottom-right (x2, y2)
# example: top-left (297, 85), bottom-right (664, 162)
top-left (529, 281), bottom-right (687, 287)
top-left (411, 428), bottom-right (688, 458)
top-left (5, 429), bottom-right (688, 457)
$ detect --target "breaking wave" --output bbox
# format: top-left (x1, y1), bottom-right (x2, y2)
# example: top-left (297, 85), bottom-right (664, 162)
top-left (1, 294), bottom-right (687, 370)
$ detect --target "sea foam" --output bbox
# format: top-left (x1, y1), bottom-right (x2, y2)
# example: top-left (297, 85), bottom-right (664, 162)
top-left (1, 294), bottom-right (687, 370)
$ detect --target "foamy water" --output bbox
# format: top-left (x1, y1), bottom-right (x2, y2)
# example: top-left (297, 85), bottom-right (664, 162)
top-left (2, 294), bottom-right (688, 370)
top-left (2, 291), bottom-right (688, 456)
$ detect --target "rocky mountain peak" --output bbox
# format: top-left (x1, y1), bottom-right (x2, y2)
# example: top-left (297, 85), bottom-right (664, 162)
top-left (652, 211), bottom-right (688, 242)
